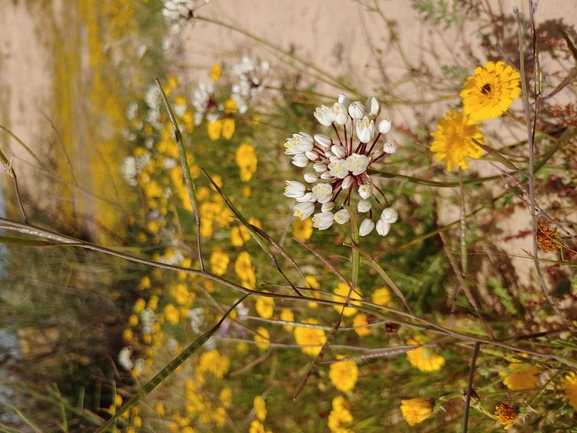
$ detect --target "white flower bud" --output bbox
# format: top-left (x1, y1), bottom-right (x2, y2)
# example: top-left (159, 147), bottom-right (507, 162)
top-left (337, 94), bottom-right (351, 111)
top-left (313, 162), bottom-right (328, 173)
top-left (365, 96), bottom-right (381, 117)
top-left (359, 218), bottom-right (375, 236)
top-left (321, 201), bottom-right (335, 212)
top-left (292, 154), bottom-right (309, 167)
top-left (304, 172), bottom-right (319, 183)
top-left (377, 118), bottom-right (392, 134)
top-left (381, 207), bottom-right (398, 223)
top-left (331, 144), bottom-right (346, 159)
top-left (284, 180), bottom-right (307, 198)
top-left (356, 116), bottom-right (375, 143)
top-left (314, 134), bottom-right (333, 148)
top-left (342, 175), bottom-right (354, 189)
top-left (305, 151), bottom-right (320, 161)
top-left (357, 199), bottom-right (372, 213)
top-left (376, 219), bottom-right (391, 236)
top-left (348, 101), bottom-right (365, 120)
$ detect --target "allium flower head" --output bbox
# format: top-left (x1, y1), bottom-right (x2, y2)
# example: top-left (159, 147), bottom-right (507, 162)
top-left (283, 95), bottom-right (398, 237)
top-left (460, 60), bottom-right (521, 122)
top-left (430, 109), bottom-right (484, 171)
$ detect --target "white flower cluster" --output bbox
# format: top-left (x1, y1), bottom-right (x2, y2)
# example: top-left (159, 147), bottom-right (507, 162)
top-left (161, 0), bottom-right (209, 22)
top-left (121, 153), bottom-right (151, 186)
top-left (284, 94), bottom-right (399, 236)
top-left (231, 56), bottom-right (270, 110)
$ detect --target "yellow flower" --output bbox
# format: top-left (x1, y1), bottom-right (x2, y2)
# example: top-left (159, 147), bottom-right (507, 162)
top-left (494, 403), bottom-right (517, 430)
top-left (406, 336), bottom-right (446, 372)
top-left (197, 350), bottom-right (230, 379)
top-left (155, 401), bottom-right (165, 416)
top-left (332, 283), bottom-right (362, 317)
top-left (219, 388), bottom-right (232, 409)
top-left (254, 327), bottom-right (270, 351)
top-left (210, 63), bottom-right (221, 82)
top-left (242, 185), bottom-right (252, 197)
top-left (253, 395), bottom-right (267, 421)
top-left (222, 117), bottom-right (235, 139)
top-left (400, 398), bottom-right (433, 426)
top-left (352, 313), bottom-right (371, 337)
top-left (292, 218), bottom-right (313, 242)
top-left (280, 308), bottom-right (294, 331)
top-left (236, 143), bottom-right (258, 181)
top-left (293, 318), bottom-right (327, 357)
top-left (500, 362), bottom-right (540, 390)
top-left (255, 291), bottom-right (275, 319)
top-left (327, 396), bottom-right (354, 432)
top-left (235, 251), bottom-right (256, 289)
top-left (223, 98), bottom-right (238, 114)
top-left (231, 225), bottom-right (251, 246)
top-left (133, 298), bottom-right (146, 314)
top-left (430, 109), bottom-right (484, 171)
top-left (562, 371), bottom-right (577, 410)
top-left (249, 420), bottom-right (272, 433)
top-left (329, 356), bottom-right (359, 393)
top-left (207, 119), bottom-right (222, 140)
top-left (372, 287), bottom-right (392, 306)
top-left (210, 248), bottom-right (230, 276)
top-left (164, 303), bottom-right (180, 325)
top-left (460, 60), bottom-right (521, 122)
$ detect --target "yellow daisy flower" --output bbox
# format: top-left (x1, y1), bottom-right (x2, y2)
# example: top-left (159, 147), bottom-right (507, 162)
top-left (430, 109), bottom-right (484, 171)
top-left (500, 362), bottom-right (540, 391)
top-left (293, 318), bottom-right (327, 357)
top-left (249, 420), bottom-right (272, 433)
top-left (222, 117), bottom-right (235, 140)
top-left (400, 398), bottom-right (433, 426)
top-left (562, 371), bottom-right (577, 410)
top-left (460, 60), bottom-right (521, 122)
top-left (332, 283), bottom-right (362, 317)
top-left (235, 251), bottom-right (256, 289)
top-left (253, 395), bottom-right (267, 421)
top-left (209, 248), bottom-right (230, 276)
top-left (255, 291), bottom-right (274, 319)
top-left (231, 225), bottom-right (251, 246)
top-left (207, 119), bottom-right (222, 140)
top-left (371, 287), bottom-right (392, 306)
top-left (254, 327), bottom-right (270, 351)
top-left (352, 313), bottom-right (371, 337)
top-left (219, 388), bottom-right (232, 409)
top-left (210, 63), bottom-right (221, 82)
top-left (328, 396), bottom-right (354, 432)
top-left (235, 142), bottom-right (258, 181)
top-left (494, 403), bottom-right (517, 430)
top-left (292, 217), bottom-right (313, 242)
top-left (329, 356), bottom-right (359, 393)
top-left (280, 308), bottom-right (295, 331)
top-left (406, 336), bottom-right (445, 372)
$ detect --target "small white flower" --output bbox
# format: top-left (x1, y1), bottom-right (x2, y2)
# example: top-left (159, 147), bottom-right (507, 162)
top-left (359, 218), bottom-right (375, 236)
top-left (118, 347), bottom-right (134, 370)
top-left (377, 118), bottom-right (392, 134)
top-left (188, 307), bottom-right (205, 334)
top-left (381, 207), bottom-right (399, 223)
top-left (357, 199), bottom-right (372, 213)
top-left (312, 212), bottom-right (334, 230)
top-left (383, 140), bottom-right (397, 154)
top-left (331, 102), bottom-right (349, 125)
top-left (328, 159), bottom-right (349, 179)
top-left (284, 181), bottom-right (307, 199)
top-left (304, 172), bottom-right (319, 183)
top-left (236, 301), bottom-right (250, 316)
top-left (376, 219), bottom-right (391, 236)
top-left (356, 116), bottom-right (375, 143)
top-left (358, 184), bottom-right (372, 199)
top-left (314, 105), bottom-right (335, 126)
top-left (334, 208), bottom-right (350, 224)
top-left (293, 202), bottom-right (315, 220)
top-left (365, 96), bottom-right (381, 118)
top-left (348, 101), bottom-right (365, 120)
top-left (345, 153), bottom-right (370, 176)
top-left (311, 183), bottom-right (333, 203)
